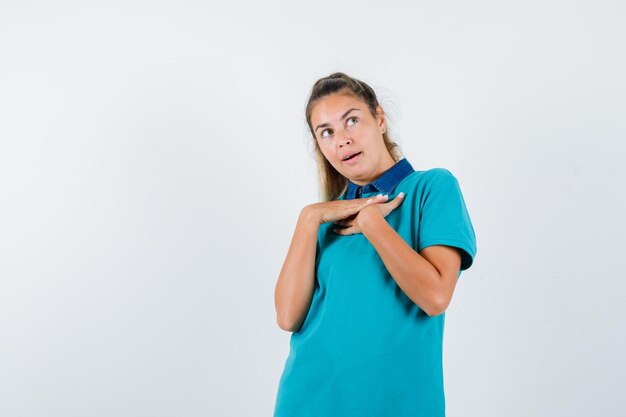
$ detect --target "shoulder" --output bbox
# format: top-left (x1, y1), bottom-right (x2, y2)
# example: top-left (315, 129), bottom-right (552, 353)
top-left (423, 167), bottom-right (456, 180)
top-left (403, 167), bottom-right (458, 191)
top-left (399, 168), bottom-right (463, 207)
top-left (422, 167), bottom-right (461, 189)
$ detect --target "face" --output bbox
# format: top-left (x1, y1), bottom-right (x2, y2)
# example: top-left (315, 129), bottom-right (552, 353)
top-left (309, 92), bottom-right (395, 185)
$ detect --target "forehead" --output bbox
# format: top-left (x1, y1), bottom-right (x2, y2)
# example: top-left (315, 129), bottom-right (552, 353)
top-left (310, 93), bottom-right (366, 124)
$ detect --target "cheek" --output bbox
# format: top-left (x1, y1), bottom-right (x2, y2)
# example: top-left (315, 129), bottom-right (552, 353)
top-left (319, 142), bottom-right (336, 159)
top-left (317, 146), bottom-right (331, 164)
top-left (323, 149), bottom-right (343, 168)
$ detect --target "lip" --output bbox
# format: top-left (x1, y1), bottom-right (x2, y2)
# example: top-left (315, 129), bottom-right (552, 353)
top-left (342, 151), bottom-right (362, 165)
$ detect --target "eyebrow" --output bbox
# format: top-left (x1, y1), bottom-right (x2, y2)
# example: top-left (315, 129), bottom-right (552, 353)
top-left (314, 108), bottom-right (360, 133)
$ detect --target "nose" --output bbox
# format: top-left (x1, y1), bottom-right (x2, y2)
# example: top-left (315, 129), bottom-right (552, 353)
top-left (337, 129), bottom-right (352, 146)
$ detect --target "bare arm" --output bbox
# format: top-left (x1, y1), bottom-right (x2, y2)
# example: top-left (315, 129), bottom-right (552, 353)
top-left (356, 206), bottom-right (462, 316)
top-left (274, 207), bottom-right (320, 332)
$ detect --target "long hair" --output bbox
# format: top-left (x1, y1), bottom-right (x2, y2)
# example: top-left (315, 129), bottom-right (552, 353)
top-left (305, 72), bottom-right (402, 201)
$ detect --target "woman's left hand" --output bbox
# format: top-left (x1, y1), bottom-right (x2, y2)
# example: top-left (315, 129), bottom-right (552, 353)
top-left (333, 192), bottom-right (405, 235)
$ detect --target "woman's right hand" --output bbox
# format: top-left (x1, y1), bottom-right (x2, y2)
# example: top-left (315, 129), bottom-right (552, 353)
top-left (304, 194), bottom-right (390, 225)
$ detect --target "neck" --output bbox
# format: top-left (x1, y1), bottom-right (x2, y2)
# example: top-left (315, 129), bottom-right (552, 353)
top-left (350, 153), bottom-right (396, 186)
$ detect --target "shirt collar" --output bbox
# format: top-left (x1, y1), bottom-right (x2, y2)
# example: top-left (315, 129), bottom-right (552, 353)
top-left (344, 157), bottom-right (415, 200)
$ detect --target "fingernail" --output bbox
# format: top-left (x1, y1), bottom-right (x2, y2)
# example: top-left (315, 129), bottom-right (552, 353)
top-left (367, 198), bottom-right (373, 203)
top-left (376, 194), bottom-right (383, 198)
top-left (398, 192), bottom-right (405, 198)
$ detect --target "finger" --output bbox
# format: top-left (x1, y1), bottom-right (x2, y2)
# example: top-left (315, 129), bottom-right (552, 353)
top-left (334, 225), bottom-right (357, 235)
top-left (337, 216), bottom-right (356, 225)
top-left (380, 193), bottom-right (405, 213)
top-left (364, 194), bottom-right (388, 205)
top-left (335, 220), bottom-right (353, 228)
top-left (389, 192), bottom-right (405, 206)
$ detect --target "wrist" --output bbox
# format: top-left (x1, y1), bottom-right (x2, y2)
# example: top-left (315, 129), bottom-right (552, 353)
top-left (356, 205), bottom-right (382, 230)
top-left (300, 206), bottom-right (322, 225)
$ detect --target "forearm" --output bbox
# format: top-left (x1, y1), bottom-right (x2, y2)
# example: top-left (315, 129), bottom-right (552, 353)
top-left (358, 209), bottom-right (443, 316)
top-left (274, 208), bottom-right (319, 332)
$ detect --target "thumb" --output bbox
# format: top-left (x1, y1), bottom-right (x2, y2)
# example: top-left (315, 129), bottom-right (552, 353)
top-left (392, 192), bottom-right (406, 206)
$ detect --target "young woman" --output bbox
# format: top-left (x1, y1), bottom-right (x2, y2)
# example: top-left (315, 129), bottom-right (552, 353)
top-left (273, 72), bottom-right (477, 417)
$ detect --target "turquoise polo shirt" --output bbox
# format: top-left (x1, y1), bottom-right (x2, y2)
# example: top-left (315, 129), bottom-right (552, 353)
top-left (274, 158), bottom-right (477, 417)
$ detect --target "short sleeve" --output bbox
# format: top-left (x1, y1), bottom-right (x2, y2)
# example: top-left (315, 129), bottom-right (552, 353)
top-left (417, 168), bottom-right (477, 271)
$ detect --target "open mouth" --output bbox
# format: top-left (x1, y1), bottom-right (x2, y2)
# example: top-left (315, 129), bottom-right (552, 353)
top-left (343, 152), bottom-right (361, 161)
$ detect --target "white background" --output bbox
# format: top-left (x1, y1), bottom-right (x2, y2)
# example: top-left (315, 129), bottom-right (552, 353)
top-left (1, 1), bottom-right (624, 416)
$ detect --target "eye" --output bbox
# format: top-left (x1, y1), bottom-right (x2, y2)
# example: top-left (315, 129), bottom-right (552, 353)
top-left (346, 116), bottom-right (358, 126)
top-left (321, 129), bottom-right (333, 139)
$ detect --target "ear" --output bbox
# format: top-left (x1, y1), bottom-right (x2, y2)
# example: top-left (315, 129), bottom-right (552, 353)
top-left (375, 105), bottom-right (386, 134)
